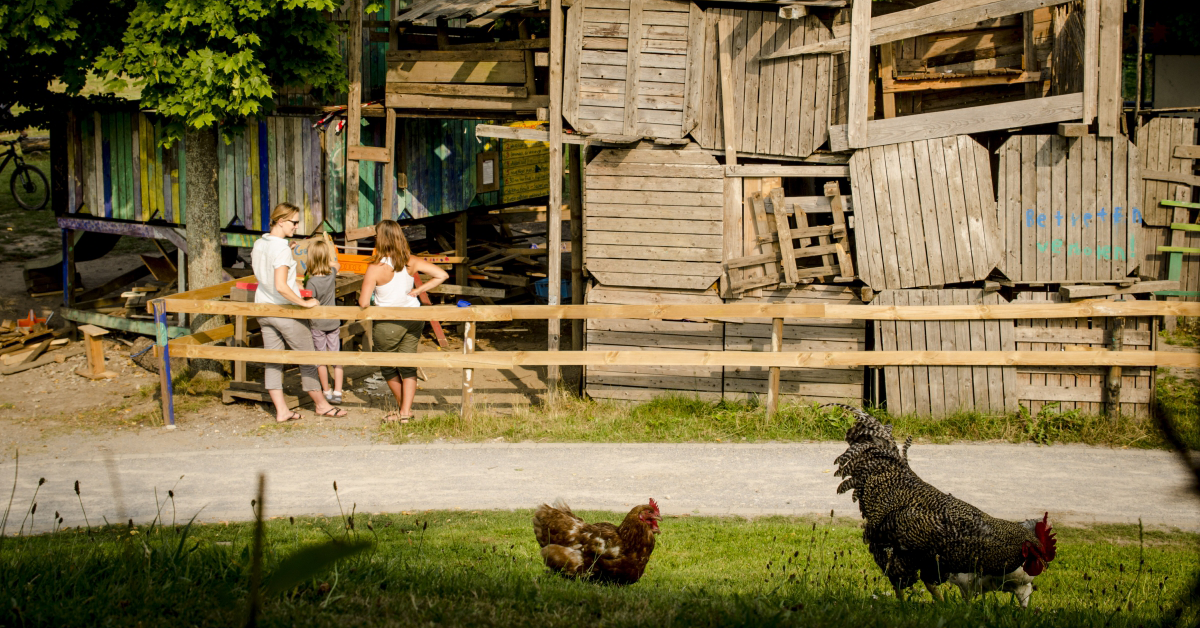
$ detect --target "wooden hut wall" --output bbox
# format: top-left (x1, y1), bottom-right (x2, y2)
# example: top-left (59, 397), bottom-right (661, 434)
top-left (217, 116), bottom-right (324, 235)
top-left (66, 111), bottom-right (187, 224)
top-left (724, 286), bottom-right (865, 404)
top-left (400, 119), bottom-right (501, 220)
top-left (996, 134), bottom-right (1142, 283)
top-left (583, 146), bottom-right (723, 290)
top-left (563, 0), bottom-right (699, 140)
top-left (872, 289), bottom-right (1017, 417)
top-left (693, 8), bottom-right (834, 159)
top-left (848, 135), bottom-right (1001, 290)
top-left (1013, 292), bottom-right (1153, 418)
top-left (1137, 117), bottom-right (1198, 294)
top-left (585, 286), bottom-right (724, 402)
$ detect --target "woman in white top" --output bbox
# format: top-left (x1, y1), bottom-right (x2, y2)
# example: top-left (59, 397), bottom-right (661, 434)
top-left (251, 203), bottom-right (348, 422)
top-left (358, 219), bottom-right (448, 423)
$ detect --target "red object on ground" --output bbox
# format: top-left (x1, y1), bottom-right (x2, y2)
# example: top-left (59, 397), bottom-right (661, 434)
top-left (16, 309), bottom-right (45, 328)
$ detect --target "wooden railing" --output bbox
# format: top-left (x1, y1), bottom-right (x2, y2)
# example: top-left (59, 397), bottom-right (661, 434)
top-left (148, 293), bottom-right (1200, 429)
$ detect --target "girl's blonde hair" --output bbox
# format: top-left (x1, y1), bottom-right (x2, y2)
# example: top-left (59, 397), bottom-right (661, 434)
top-left (270, 202), bottom-right (300, 227)
top-left (368, 220), bottom-right (411, 269)
top-left (308, 239), bottom-right (336, 276)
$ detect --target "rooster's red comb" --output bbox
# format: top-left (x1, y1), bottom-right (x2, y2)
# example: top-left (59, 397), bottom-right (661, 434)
top-left (1035, 512), bottom-right (1057, 562)
top-left (649, 498), bottom-right (660, 516)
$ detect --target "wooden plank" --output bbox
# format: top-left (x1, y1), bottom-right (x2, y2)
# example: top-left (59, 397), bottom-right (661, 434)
top-left (725, 165), bottom-right (850, 177)
top-left (588, 216), bottom-right (721, 234)
top-left (829, 93), bottom-right (1084, 151)
top-left (773, 190), bottom-right (800, 285)
top-left (1050, 135), bottom-right (1067, 281)
top-left (622, 0), bottom-right (646, 136)
top-left (1081, 0), bottom-right (1099, 125)
top-left (1067, 136), bottom-right (1083, 280)
top-left (1096, 0), bottom-right (1120, 136)
top-left (739, 9), bottom-right (761, 154)
top-left (1082, 135), bottom-right (1097, 281)
top-left (756, 13), bottom-right (780, 156)
top-left (587, 175), bottom-right (723, 193)
top-left (849, 151), bottom-right (884, 288)
top-left (846, 0), bottom-right (870, 148)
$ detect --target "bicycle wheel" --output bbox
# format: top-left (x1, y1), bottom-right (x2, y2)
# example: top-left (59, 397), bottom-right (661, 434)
top-left (11, 164), bottom-right (48, 210)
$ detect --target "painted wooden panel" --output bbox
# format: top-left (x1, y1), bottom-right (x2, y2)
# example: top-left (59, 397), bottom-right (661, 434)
top-left (996, 134), bottom-right (1143, 283)
top-left (1137, 116), bottom-right (1198, 298)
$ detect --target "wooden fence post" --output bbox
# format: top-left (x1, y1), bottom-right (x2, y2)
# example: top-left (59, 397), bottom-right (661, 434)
top-left (232, 314), bottom-right (247, 383)
top-left (1106, 315), bottom-right (1125, 420)
top-left (461, 320), bottom-right (475, 420)
top-left (152, 299), bottom-right (176, 429)
top-left (767, 317), bottom-right (783, 417)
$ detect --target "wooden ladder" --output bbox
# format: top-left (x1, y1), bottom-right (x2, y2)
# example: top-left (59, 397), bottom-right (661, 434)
top-left (1155, 200), bottom-right (1200, 298)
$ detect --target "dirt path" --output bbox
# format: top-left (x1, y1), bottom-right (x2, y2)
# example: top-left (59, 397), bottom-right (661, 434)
top-left (4, 441), bottom-right (1196, 535)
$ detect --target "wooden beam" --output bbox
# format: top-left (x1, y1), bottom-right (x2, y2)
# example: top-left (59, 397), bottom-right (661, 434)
top-left (345, 0), bottom-right (363, 245)
top-left (547, 0), bottom-right (564, 390)
top-left (1142, 169), bottom-right (1200, 187)
top-left (445, 37), bottom-right (552, 51)
top-left (1057, 122), bottom-right (1090, 137)
top-left (175, 344), bottom-right (1198, 369)
top-left (568, 143), bottom-right (584, 353)
top-left (384, 93), bottom-right (550, 110)
top-left (830, 93), bottom-right (1083, 150)
top-left (461, 320), bottom-right (475, 420)
top-left (382, 108), bottom-right (396, 216)
top-left (346, 145), bottom-right (390, 163)
top-left (386, 83), bottom-right (530, 98)
top-left (718, 17), bottom-right (742, 297)
top-left (1060, 280), bottom-right (1180, 300)
top-left (766, 317), bottom-right (783, 416)
top-left (1096, 0), bottom-right (1121, 136)
top-left (473, 124), bottom-right (588, 144)
top-left (159, 299), bottom-right (1200, 322)
top-left (1174, 145), bottom-right (1200, 160)
top-left (61, 307), bottom-right (191, 337)
top-left (883, 72), bottom-right (1041, 93)
top-left (847, 0), bottom-right (871, 149)
top-left (1081, 0), bottom-right (1100, 125)
top-left (726, 165), bottom-right (851, 178)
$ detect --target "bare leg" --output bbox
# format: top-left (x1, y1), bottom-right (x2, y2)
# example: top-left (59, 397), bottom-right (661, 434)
top-left (309, 390), bottom-right (342, 416)
top-left (268, 389), bottom-right (294, 422)
top-left (386, 375), bottom-right (404, 413)
top-left (400, 376), bottom-right (417, 415)
top-left (317, 365), bottom-right (331, 393)
top-left (334, 366), bottom-right (344, 393)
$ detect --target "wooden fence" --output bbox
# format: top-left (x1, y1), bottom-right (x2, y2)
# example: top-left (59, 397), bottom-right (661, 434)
top-left (146, 282), bottom-right (1200, 429)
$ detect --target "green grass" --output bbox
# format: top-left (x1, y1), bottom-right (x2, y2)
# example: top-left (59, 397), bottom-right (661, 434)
top-left (1161, 318), bottom-right (1200, 348)
top-left (377, 386), bottom-right (1200, 450)
top-left (1, 506), bottom-right (1196, 627)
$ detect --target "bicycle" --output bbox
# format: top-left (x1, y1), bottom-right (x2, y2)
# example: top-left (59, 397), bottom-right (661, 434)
top-left (1, 134), bottom-right (48, 210)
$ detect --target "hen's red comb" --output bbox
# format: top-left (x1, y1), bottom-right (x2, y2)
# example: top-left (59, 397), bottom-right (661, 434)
top-left (649, 498), bottom-right (660, 515)
top-left (1036, 512), bottom-right (1057, 561)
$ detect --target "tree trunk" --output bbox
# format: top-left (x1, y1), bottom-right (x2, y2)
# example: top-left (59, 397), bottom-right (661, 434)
top-left (184, 126), bottom-right (225, 379)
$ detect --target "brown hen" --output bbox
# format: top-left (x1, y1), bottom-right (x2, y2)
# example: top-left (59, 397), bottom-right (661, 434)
top-left (532, 499), bottom-right (661, 585)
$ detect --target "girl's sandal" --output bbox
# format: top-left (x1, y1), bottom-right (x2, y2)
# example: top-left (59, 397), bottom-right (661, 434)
top-left (381, 413), bottom-right (409, 425)
top-left (276, 411), bottom-right (302, 423)
top-left (318, 407), bottom-right (348, 418)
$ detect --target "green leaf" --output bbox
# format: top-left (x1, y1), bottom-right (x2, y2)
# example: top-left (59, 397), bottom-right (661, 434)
top-left (265, 540), bottom-right (373, 595)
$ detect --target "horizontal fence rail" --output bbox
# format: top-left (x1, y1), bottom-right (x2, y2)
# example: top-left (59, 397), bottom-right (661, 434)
top-left (150, 295), bottom-right (1200, 429)
top-left (158, 299), bottom-right (1200, 322)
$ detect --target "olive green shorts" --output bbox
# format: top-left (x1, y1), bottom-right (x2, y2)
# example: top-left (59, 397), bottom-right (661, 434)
top-left (373, 320), bottom-right (425, 380)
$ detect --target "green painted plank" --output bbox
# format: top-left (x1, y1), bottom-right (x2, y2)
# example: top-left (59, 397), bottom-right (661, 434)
top-left (1169, 223), bottom-right (1200, 232)
top-left (61, 307), bottom-right (190, 338)
top-left (1153, 290), bottom-right (1200, 297)
top-left (1158, 246), bottom-right (1200, 254)
top-left (1163, 200), bottom-right (1200, 210)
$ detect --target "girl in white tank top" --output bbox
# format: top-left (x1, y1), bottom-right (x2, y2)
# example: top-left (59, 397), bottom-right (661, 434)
top-left (357, 220), bottom-right (450, 424)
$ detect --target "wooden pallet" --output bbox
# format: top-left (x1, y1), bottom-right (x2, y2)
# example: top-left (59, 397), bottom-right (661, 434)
top-left (1138, 117), bottom-right (1199, 295)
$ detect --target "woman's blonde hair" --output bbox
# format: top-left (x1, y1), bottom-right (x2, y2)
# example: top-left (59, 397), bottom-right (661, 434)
top-left (369, 220), bottom-right (411, 268)
top-left (308, 239), bottom-right (336, 276)
top-left (270, 202), bottom-right (300, 227)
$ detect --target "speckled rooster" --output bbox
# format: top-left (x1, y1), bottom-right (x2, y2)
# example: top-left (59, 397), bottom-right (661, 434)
top-left (532, 499), bottom-right (661, 585)
top-left (829, 404), bottom-right (1057, 606)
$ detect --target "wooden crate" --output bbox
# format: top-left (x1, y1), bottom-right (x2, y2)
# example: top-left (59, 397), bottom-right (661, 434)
top-left (849, 135), bottom-right (1002, 290)
top-left (996, 134), bottom-right (1143, 283)
top-left (692, 7), bottom-right (835, 159)
top-left (1013, 291), bottom-right (1154, 418)
top-left (585, 286), bottom-right (724, 402)
top-left (873, 289), bottom-right (1017, 417)
top-left (1138, 117), bottom-right (1198, 294)
top-left (583, 146), bottom-right (724, 290)
top-left (724, 285), bottom-right (865, 404)
top-left (563, 0), bottom-right (701, 139)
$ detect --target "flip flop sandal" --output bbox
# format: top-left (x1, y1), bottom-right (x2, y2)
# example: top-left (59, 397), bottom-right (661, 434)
top-left (318, 407), bottom-right (348, 418)
top-left (276, 412), bottom-right (302, 423)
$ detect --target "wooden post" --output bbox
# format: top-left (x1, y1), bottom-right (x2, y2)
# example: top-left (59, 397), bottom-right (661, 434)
top-left (1133, 0), bottom-right (1145, 131)
top-left (345, 0), bottom-right (363, 246)
top-left (547, 0), bottom-right (564, 392)
top-left (717, 18), bottom-right (742, 298)
top-left (1096, 0), bottom-right (1121, 136)
top-left (382, 108), bottom-right (396, 218)
top-left (76, 324), bottom-right (117, 380)
top-left (455, 212), bottom-right (468, 333)
top-left (460, 320), bottom-right (475, 420)
top-left (847, 0), bottom-right (872, 148)
top-left (1023, 11), bottom-right (1038, 98)
top-left (1081, 0), bottom-right (1100, 126)
top-left (233, 314), bottom-right (247, 383)
top-left (1106, 315), bottom-right (1125, 420)
top-left (518, 19), bottom-right (538, 97)
top-left (62, 228), bottom-right (76, 339)
top-left (176, 249), bottom-right (187, 328)
top-left (152, 299), bottom-right (176, 429)
top-left (767, 317), bottom-right (783, 417)
top-left (568, 144), bottom-right (584, 354)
